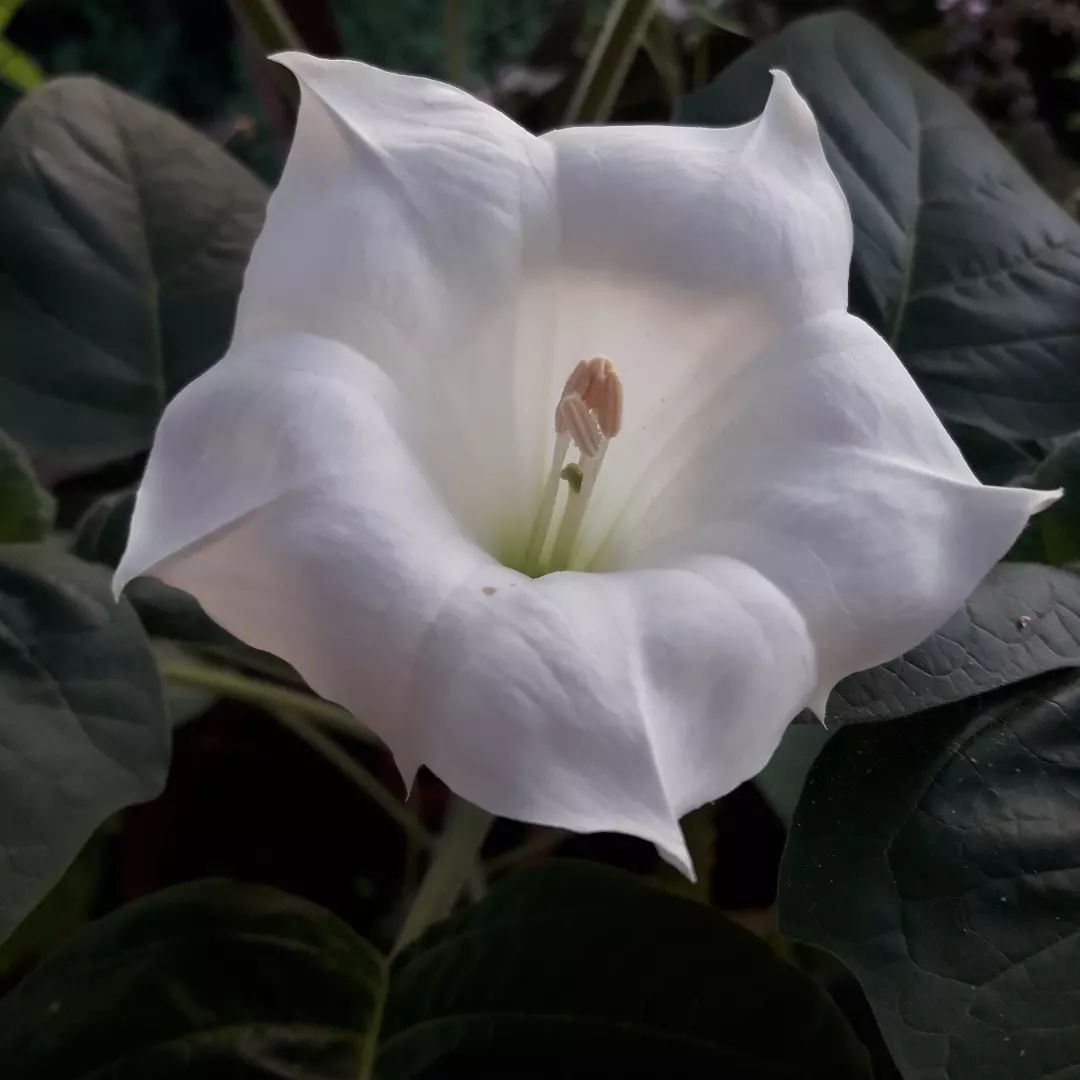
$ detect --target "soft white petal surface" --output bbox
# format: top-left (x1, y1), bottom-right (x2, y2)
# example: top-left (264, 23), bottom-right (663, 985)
top-left (120, 334), bottom-right (813, 873)
top-left (622, 311), bottom-right (1058, 719)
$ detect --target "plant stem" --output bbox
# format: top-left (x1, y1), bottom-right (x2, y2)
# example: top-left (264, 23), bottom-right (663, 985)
top-left (442, 0), bottom-right (470, 86)
top-left (485, 827), bottom-right (568, 875)
top-left (159, 657), bottom-right (378, 743)
top-left (392, 798), bottom-right (494, 956)
top-left (229, 0), bottom-right (304, 52)
top-left (563, 0), bottom-right (656, 125)
top-left (274, 709), bottom-right (432, 850)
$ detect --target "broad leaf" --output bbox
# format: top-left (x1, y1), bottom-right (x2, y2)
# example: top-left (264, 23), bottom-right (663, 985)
top-left (829, 562), bottom-right (1080, 726)
top-left (0, 863), bottom-right (873, 1078)
top-left (682, 12), bottom-right (1080, 462)
top-left (0, 76), bottom-right (266, 474)
top-left (0, 544), bottom-right (168, 942)
top-left (0, 427), bottom-right (52, 541)
top-left (781, 671), bottom-right (1080, 1079)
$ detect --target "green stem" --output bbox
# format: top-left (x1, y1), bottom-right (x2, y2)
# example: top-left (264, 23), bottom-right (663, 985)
top-left (442, 0), bottom-right (470, 86)
top-left (393, 798), bottom-right (494, 955)
top-left (485, 827), bottom-right (568, 875)
top-left (563, 0), bottom-right (656, 125)
top-left (159, 658), bottom-right (378, 744)
top-left (229, 0), bottom-right (304, 52)
top-left (274, 709), bottom-right (432, 850)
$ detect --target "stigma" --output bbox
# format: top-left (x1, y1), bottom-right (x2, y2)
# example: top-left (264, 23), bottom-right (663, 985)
top-left (523, 357), bottom-right (623, 574)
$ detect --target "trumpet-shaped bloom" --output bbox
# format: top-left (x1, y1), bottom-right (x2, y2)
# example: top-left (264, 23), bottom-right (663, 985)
top-left (116, 54), bottom-right (1055, 874)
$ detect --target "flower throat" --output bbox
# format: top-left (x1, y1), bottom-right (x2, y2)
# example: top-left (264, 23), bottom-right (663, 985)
top-left (521, 356), bottom-right (623, 576)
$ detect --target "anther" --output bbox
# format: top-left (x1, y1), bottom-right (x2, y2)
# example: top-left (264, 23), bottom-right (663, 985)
top-left (556, 392), bottom-right (602, 458)
top-left (584, 358), bottom-right (623, 438)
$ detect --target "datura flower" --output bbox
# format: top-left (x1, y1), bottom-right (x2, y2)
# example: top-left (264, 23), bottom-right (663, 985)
top-left (116, 53), bottom-right (1055, 875)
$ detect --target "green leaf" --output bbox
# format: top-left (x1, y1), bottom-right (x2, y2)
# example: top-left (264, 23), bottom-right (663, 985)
top-left (681, 13), bottom-right (1080, 459)
top-left (0, 544), bottom-right (168, 942)
top-left (0, 76), bottom-right (267, 475)
top-left (781, 670), bottom-right (1080, 1079)
top-left (0, 427), bottom-right (52, 541)
top-left (0, 863), bottom-right (873, 1078)
top-left (829, 562), bottom-right (1080, 726)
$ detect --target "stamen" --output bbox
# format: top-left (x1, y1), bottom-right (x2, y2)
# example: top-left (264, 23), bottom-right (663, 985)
top-left (524, 357), bottom-right (623, 575)
top-left (550, 440), bottom-right (607, 570)
top-left (522, 431), bottom-right (570, 571)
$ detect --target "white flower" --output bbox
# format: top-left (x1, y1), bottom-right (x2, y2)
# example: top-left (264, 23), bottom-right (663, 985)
top-left (116, 54), bottom-right (1055, 875)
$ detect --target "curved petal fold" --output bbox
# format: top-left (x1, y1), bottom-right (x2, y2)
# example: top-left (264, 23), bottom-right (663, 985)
top-left (623, 311), bottom-right (1058, 710)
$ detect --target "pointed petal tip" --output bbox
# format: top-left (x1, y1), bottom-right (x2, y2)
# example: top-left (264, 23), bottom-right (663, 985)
top-left (766, 66), bottom-right (796, 91)
top-left (806, 688), bottom-right (832, 727)
top-left (756, 66), bottom-right (824, 154)
top-left (111, 556), bottom-right (136, 603)
top-left (1033, 486), bottom-right (1065, 513)
top-left (269, 50), bottom-right (333, 77)
top-left (655, 826), bottom-right (695, 882)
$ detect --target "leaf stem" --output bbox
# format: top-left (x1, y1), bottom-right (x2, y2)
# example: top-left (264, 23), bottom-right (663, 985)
top-left (392, 798), bottom-right (494, 955)
top-left (159, 658), bottom-right (378, 743)
top-left (485, 827), bottom-right (568, 875)
top-left (563, 0), bottom-right (656, 125)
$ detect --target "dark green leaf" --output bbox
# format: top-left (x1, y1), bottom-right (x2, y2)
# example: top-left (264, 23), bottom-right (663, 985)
top-left (781, 670), bottom-right (1080, 1079)
top-left (0, 427), bottom-right (52, 541)
top-left (681, 13), bottom-right (1080, 463)
top-left (829, 562), bottom-right (1080, 726)
top-left (0, 878), bottom-right (377, 1078)
top-left (70, 489), bottom-right (135, 567)
top-left (381, 861), bottom-right (871, 1077)
top-left (0, 544), bottom-right (168, 942)
top-left (0, 76), bottom-right (266, 475)
top-left (0, 863), bottom-right (873, 1078)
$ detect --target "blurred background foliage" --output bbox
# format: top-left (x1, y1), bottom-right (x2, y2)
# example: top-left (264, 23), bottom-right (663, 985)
top-left (2, 0), bottom-right (1078, 200)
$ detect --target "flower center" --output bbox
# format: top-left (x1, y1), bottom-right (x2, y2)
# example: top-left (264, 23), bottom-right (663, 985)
top-left (522, 357), bottom-right (623, 575)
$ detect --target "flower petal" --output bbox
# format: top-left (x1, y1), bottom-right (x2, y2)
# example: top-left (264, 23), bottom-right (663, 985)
top-left (618, 311), bottom-right (1058, 713)
top-left (236, 53), bottom-right (559, 548)
top-left (115, 332), bottom-right (493, 758)
top-left (118, 334), bottom-right (820, 873)
top-left (539, 71), bottom-right (854, 554)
